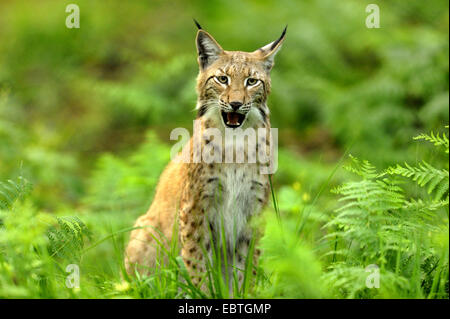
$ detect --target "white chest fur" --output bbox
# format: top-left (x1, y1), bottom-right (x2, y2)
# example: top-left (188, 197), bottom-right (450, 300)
top-left (207, 163), bottom-right (265, 249)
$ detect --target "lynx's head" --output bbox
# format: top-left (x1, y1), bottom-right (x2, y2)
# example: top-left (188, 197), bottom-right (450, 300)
top-left (194, 22), bottom-right (286, 130)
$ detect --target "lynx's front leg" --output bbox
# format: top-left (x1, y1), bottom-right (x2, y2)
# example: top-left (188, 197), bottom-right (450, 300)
top-left (178, 163), bottom-right (213, 287)
top-left (229, 229), bottom-right (262, 291)
top-left (179, 201), bottom-right (207, 286)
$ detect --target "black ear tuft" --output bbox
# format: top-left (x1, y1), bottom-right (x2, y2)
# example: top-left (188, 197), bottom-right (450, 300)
top-left (193, 19), bottom-right (202, 30)
top-left (196, 30), bottom-right (223, 70)
top-left (270, 25), bottom-right (288, 50)
top-left (256, 25), bottom-right (287, 72)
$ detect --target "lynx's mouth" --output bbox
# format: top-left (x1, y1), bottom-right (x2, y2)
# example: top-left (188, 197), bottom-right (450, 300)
top-left (221, 111), bottom-right (246, 128)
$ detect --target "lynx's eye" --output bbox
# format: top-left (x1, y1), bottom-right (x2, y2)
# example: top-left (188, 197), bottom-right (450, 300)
top-left (246, 78), bottom-right (259, 86)
top-left (215, 75), bottom-right (229, 85)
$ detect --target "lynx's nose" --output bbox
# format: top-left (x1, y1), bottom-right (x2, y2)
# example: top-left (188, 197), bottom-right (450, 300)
top-left (230, 101), bottom-right (243, 111)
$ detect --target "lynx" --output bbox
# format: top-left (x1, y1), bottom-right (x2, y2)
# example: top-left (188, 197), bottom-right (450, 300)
top-left (124, 22), bottom-right (286, 289)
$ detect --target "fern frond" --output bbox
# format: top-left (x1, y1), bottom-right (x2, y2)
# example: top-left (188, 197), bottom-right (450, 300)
top-left (47, 216), bottom-right (92, 262)
top-left (0, 176), bottom-right (32, 210)
top-left (413, 129), bottom-right (449, 154)
top-left (343, 155), bottom-right (380, 179)
top-left (327, 154), bottom-right (447, 268)
top-left (403, 198), bottom-right (449, 212)
top-left (333, 176), bottom-right (405, 213)
top-left (386, 162), bottom-right (449, 201)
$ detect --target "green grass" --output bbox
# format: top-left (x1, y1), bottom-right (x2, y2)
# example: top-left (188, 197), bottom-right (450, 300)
top-left (0, 127), bottom-right (447, 299)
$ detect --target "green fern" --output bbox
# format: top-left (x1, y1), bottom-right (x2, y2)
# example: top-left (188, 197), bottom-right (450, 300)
top-left (413, 127), bottom-right (449, 154)
top-left (325, 126), bottom-right (449, 298)
top-left (386, 126), bottom-right (449, 202)
top-left (386, 162), bottom-right (449, 201)
top-left (342, 155), bottom-right (380, 180)
top-left (0, 176), bottom-right (32, 210)
top-left (403, 198), bottom-right (449, 212)
top-left (327, 163), bottom-right (409, 262)
top-left (47, 216), bottom-right (93, 263)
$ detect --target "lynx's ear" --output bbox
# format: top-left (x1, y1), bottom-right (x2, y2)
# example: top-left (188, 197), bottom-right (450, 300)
top-left (256, 26), bottom-right (287, 71)
top-left (195, 22), bottom-right (224, 70)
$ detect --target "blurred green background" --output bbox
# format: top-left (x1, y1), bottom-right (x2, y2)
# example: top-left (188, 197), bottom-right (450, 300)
top-left (0, 0), bottom-right (448, 210)
top-left (0, 0), bottom-right (448, 298)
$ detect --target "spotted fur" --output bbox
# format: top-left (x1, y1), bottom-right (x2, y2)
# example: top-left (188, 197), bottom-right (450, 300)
top-left (125, 25), bottom-right (286, 290)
